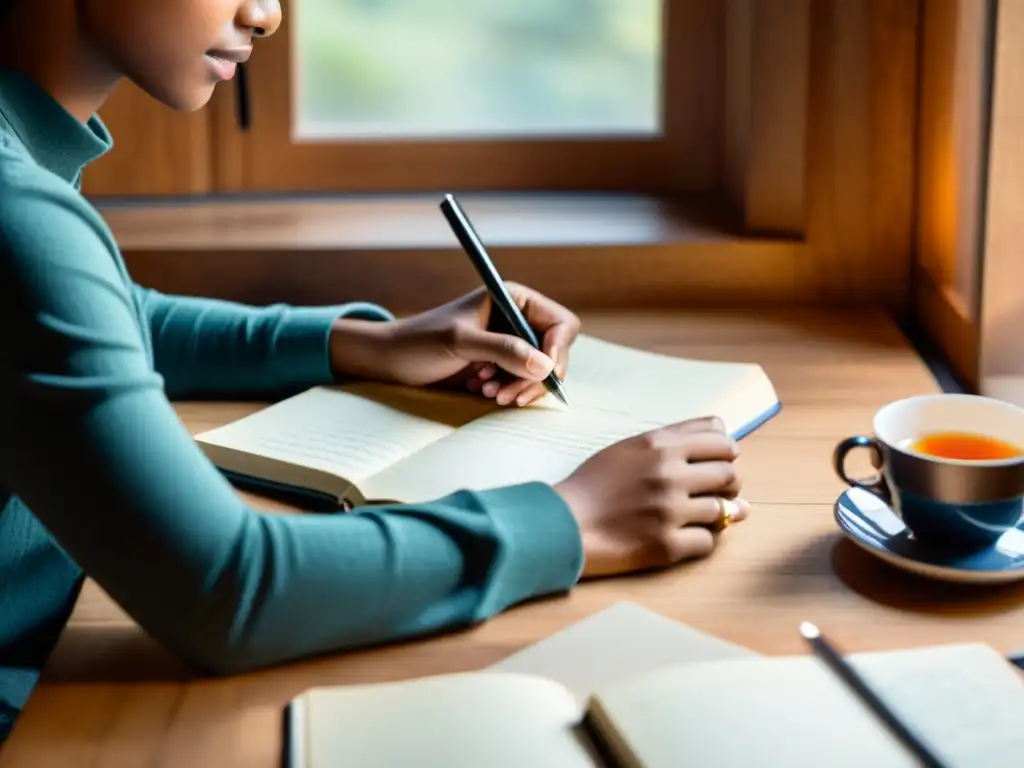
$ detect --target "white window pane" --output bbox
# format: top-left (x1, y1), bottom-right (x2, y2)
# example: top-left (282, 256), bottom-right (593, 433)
top-left (294, 0), bottom-right (663, 139)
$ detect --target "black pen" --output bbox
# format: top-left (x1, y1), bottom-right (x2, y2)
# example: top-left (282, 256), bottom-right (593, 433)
top-left (799, 622), bottom-right (949, 768)
top-left (439, 193), bottom-right (569, 406)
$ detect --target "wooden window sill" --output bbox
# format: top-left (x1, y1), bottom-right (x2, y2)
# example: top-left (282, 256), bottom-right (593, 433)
top-left (95, 192), bottom-right (810, 312)
top-left (94, 192), bottom-right (778, 252)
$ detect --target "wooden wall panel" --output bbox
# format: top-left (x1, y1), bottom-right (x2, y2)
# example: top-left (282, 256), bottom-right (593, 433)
top-left (912, 0), bottom-right (995, 390)
top-left (803, 0), bottom-right (919, 311)
top-left (663, 0), bottom-right (726, 194)
top-left (81, 80), bottom-right (212, 197)
top-left (725, 0), bottom-right (811, 235)
top-left (915, 0), bottom-right (991, 308)
top-left (978, 0), bottom-right (1024, 395)
top-left (913, 263), bottom-right (979, 386)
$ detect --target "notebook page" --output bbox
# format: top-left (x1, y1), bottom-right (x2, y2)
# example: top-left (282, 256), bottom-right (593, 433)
top-left (360, 404), bottom-right (662, 503)
top-left (590, 642), bottom-right (1024, 768)
top-left (295, 673), bottom-right (598, 768)
top-left (360, 349), bottom-right (776, 503)
top-left (539, 335), bottom-right (777, 428)
top-left (195, 385), bottom-right (473, 485)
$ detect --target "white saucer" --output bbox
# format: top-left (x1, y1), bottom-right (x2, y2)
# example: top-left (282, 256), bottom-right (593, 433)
top-left (834, 487), bottom-right (1024, 585)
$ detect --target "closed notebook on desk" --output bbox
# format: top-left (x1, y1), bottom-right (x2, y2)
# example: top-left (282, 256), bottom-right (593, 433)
top-left (194, 335), bottom-right (781, 507)
top-left (286, 642), bottom-right (1024, 767)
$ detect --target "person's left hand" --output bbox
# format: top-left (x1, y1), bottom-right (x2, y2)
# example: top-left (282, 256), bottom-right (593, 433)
top-left (330, 284), bottom-right (581, 407)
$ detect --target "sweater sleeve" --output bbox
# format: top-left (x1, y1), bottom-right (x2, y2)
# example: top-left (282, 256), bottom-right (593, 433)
top-left (132, 286), bottom-right (395, 399)
top-left (0, 179), bottom-right (584, 675)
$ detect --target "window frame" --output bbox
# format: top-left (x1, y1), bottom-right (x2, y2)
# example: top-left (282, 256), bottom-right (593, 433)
top-left (911, 0), bottom-right (996, 393)
top-left (89, 0), bottom-right (921, 322)
top-left (210, 0), bottom-right (724, 194)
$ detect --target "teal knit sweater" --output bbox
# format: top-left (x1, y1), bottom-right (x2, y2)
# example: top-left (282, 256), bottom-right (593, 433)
top-left (0, 69), bottom-right (583, 741)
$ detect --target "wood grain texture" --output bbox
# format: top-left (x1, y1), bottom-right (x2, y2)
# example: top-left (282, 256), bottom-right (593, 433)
top-left (911, 0), bottom-right (994, 390)
top-left (803, 0), bottom-right (919, 311)
top-left (120, 240), bottom-right (808, 315)
top-left (914, 0), bottom-right (991, 314)
top-left (725, 0), bottom-right (811, 234)
top-left (912, 262), bottom-right (979, 388)
top-left (95, 0), bottom-right (920, 314)
top-left (98, 187), bottom-right (918, 313)
top-left (662, 0), bottom-right (725, 193)
top-left (977, 0), bottom-right (1024, 388)
top-left (80, 80), bottom-right (212, 197)
top-left (6, 309), bottom-right (1015, 768)
top-left (103, 193), bottom-right (815, 312)
top-left (100, 194), bottom-right (736, 251)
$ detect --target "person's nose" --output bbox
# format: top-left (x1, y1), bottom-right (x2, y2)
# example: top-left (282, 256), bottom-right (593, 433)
top-left (237, 0), bottom-right (282, 38)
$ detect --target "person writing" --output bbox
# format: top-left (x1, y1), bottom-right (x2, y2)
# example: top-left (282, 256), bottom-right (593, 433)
top-left (0, 0), bottom-right (750, 739)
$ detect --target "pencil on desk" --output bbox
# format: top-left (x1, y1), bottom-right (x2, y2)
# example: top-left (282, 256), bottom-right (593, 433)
top-left (799, 622), bottom-right (949, 768)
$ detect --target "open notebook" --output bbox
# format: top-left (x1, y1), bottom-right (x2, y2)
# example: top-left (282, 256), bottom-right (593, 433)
top-left (194, 334), bottom-right (780, 507)
top-left (286, 640), bottom-right (1024, 767)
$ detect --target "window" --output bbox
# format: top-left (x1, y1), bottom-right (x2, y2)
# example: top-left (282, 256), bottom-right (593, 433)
top-left (295, 0), bottom-right (662, 139)
top-left (90, 0), bottom-right (921, 324)
top-left (215, 0), bottom-right (723, 193)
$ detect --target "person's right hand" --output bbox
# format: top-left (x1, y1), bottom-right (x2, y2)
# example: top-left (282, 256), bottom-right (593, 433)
top-left (553, 416), bottom-right (751, 579)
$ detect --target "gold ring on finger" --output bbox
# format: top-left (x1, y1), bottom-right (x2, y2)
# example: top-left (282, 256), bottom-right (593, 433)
top-left (711, 496), bottom-right (733, 532)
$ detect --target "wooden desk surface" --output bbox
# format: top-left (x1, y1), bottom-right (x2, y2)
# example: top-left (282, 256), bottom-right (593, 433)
top-left (5, 309), bottom-right (1024, 767)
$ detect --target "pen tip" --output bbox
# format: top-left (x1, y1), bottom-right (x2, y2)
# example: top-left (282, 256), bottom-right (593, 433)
top-left (799, 621), bottom-right (820, 640)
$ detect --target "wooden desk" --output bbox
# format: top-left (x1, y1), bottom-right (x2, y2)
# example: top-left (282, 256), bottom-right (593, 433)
top-left (5, 309), bottom-right (1024, 767)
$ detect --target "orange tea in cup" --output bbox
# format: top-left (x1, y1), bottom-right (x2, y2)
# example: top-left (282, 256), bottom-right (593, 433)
top-left (910, 431), bottom-right (1023, 461)
top-left (836, 394), bottom-right (1024, 549)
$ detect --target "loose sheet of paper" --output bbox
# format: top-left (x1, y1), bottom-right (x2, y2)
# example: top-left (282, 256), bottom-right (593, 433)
top-left (490, 602), bottom-right (757, 704)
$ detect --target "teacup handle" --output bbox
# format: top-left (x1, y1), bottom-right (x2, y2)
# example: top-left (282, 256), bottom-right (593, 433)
top-left (832, 435), bottom-right (889, 497)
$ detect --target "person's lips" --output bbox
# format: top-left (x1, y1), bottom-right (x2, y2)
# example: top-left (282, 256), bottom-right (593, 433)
top-left (204, 47), bottom-right (252, 81)
top-left (206, 46), bottom-right (253, 64)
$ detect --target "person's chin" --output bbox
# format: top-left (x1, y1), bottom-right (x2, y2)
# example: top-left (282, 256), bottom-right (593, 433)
top-left (146, 82), bottom-right (216, 113)
top-left (130, 72), bottom-right (216, 113)
top-left (179, 84), bottom-right (217, 112)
